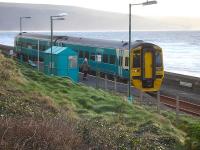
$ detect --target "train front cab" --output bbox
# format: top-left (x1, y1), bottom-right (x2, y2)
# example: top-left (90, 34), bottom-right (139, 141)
top-left (130, 44), bottom-right (164, 92)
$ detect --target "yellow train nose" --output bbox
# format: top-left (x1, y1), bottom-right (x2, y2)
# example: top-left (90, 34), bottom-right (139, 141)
top-left (131, 45), bottom-right (164, 92)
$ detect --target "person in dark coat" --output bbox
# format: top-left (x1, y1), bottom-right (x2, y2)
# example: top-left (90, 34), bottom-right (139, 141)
top-left (81, 58), bottom-right (89, 80)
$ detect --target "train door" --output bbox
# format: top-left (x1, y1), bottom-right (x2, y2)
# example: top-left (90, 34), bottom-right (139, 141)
top-left (142, 48), bottom-right (155, 88)
top-left (144, 51), bottom-right (153, 79)
top-left (117, 49), bottom-right (123, 77)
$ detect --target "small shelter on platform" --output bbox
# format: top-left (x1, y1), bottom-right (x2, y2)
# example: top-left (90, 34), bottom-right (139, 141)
top-left (18, 45), bottom-right (78, 82)
top-left (44, 46), bottom-right (78, 82)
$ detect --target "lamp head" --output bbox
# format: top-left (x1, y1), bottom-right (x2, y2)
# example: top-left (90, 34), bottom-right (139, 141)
top-left (143, 0), bottom-right (157, 6)
top-left (53, 17), bottom-right (65, 20)
top-left (58, 13), bottom-right (68, 17)
top-left (20, 16), bottom-right (31, 19)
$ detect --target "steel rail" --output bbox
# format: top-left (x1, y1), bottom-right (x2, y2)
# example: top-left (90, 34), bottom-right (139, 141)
top-left (160, 95), bottom-right (200, 116)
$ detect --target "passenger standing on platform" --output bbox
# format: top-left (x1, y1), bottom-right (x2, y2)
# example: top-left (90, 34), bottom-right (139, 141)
top-left (81, 58), bottom-right (89, 80)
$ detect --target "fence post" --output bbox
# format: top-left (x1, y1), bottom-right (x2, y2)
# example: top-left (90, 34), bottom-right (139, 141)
top-left (176, 95), bottom-right (179, 126)
top-left (139, 90), bottom-right (143, 105)
top-left (127, 82), bottom-right (129, 96)
top-left (114, 76), bottom-right (117, 92)
top-left (96, 70), bottom-right (98, 89)
top-left (104, 74), bottom-right (107, 90)
top-left (157, 91), bottom-right (160, 114)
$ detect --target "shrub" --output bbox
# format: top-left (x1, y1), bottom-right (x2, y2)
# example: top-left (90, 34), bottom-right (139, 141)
top-left (185, 123), bottom-right (200, 150)
top-left (0, 54), bottom-right (21, 83)
top-left (0, 117), bottom-right (87, 150)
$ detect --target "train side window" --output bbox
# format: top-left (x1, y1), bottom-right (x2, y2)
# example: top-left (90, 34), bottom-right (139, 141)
top-left (39, 46), bottom-right (42, 51)
top-left (90, 53), bottom-right (95, 61)
top-left (133, 54), bottom-right (140, 68)
top-left (125, 57), bottom-right (129, 66)
top-left (16, 41), bottom-right (21, 46)
top-left (84, 51), bottom-right (89, 59)
top-left (39, 57), bottom-right (44, 62)
top-left (40, 45), bottom-right (45, 51)
top-left (79, 50), bottom-right (84, 58)
top-left (27, 45), bottom-right (32, 49)
top-left (32, 45), bottom-right (37, 49)
top-left (119, 56), bottom-right (123, 66)
top-left (110, 55), bottom-right (116, 65)
top-left (22, 43), bottom-right (27, 48)
top-left (103, 54), bottom-right (108, 63)
top-left (156, 52), bottom-right (162, 67)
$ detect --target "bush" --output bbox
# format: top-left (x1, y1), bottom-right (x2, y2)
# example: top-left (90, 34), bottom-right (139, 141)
top-left (0, 117), bottom-right (87, 150)
top-left (0, 54), bottom-right (20, 82)
top-left (185, 123), bottom-right (200, 150)
top-left (78, 118), bottom-right (132, 149)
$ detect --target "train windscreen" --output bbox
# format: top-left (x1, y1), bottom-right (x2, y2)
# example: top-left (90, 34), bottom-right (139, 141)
top-left (133, 51), bottom-right (140, 68)
top-left (155, 51), bottom-right (162, 67)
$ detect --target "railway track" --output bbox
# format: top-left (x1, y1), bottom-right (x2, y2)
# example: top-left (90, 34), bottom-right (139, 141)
top-left (160, 95), bottom-right (200, 116)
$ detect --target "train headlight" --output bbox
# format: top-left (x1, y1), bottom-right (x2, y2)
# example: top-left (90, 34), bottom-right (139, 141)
top-left (156, 68), bottom-right (163, 71)
top-left (133, 69), bottom-right (140, 72)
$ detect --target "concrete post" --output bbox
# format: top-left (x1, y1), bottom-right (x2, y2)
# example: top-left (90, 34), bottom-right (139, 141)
top-left (139, 90), bottom-right (143, 105)
top-left (176, 95), bottom-right (179, 126)
top-left (104, 74), bottom-right (107, 90)
top-left (127, 82), bottom-right (129, 96)
top-left (99, 72), bottom-right (101, 88)
top-left (157, 91), bottom-right (160, 114)
top-left (96, 71), bottom-right (98, 89)
top-left (114, 76), bottom-right (117, 92)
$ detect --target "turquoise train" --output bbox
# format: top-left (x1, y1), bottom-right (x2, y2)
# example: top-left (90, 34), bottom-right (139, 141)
top-left (15, 33), bottom-right (164, 91)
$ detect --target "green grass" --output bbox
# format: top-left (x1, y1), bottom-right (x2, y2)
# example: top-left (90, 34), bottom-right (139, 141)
top-left (1, 55), bottom-right (200, 149)
top-left (17, 64), bottom-right (168, 127)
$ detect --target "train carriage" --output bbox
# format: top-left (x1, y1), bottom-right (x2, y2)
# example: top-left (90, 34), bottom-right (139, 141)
top-left (14, 33), bottom-right (164, 91)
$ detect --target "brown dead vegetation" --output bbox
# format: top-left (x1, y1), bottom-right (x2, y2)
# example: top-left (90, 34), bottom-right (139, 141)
top-left (0, 117), bottom-right (87, 150)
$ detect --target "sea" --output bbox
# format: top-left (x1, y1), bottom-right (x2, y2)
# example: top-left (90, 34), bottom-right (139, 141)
top-left (0, 31), bottom-right (200, 77)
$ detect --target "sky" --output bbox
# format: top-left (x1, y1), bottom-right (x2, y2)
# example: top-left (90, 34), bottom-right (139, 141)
top-left (0, 0), bottom-right (200, 17)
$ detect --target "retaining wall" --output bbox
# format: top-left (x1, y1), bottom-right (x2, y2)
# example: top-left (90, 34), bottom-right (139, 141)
top-left (163, 72), bottom-right (200, 95)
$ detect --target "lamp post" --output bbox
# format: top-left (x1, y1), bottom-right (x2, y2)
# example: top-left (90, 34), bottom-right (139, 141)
top-left (20, 16), bottom-right (31, 35)
top-left (50, 13), bottom-right (67, 75)
top-left (128, 0), bottom-right (157, 101)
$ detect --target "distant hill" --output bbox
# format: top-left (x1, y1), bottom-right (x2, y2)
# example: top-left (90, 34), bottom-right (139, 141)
top-left (0, 2), bottom-right (200, 31)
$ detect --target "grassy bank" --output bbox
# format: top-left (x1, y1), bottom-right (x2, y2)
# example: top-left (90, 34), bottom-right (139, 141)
top-left (0, 54), bottom-right (199, 149)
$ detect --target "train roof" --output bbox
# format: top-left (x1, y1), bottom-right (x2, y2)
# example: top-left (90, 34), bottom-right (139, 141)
top-left (17, 33), bottom-right (160, 50)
